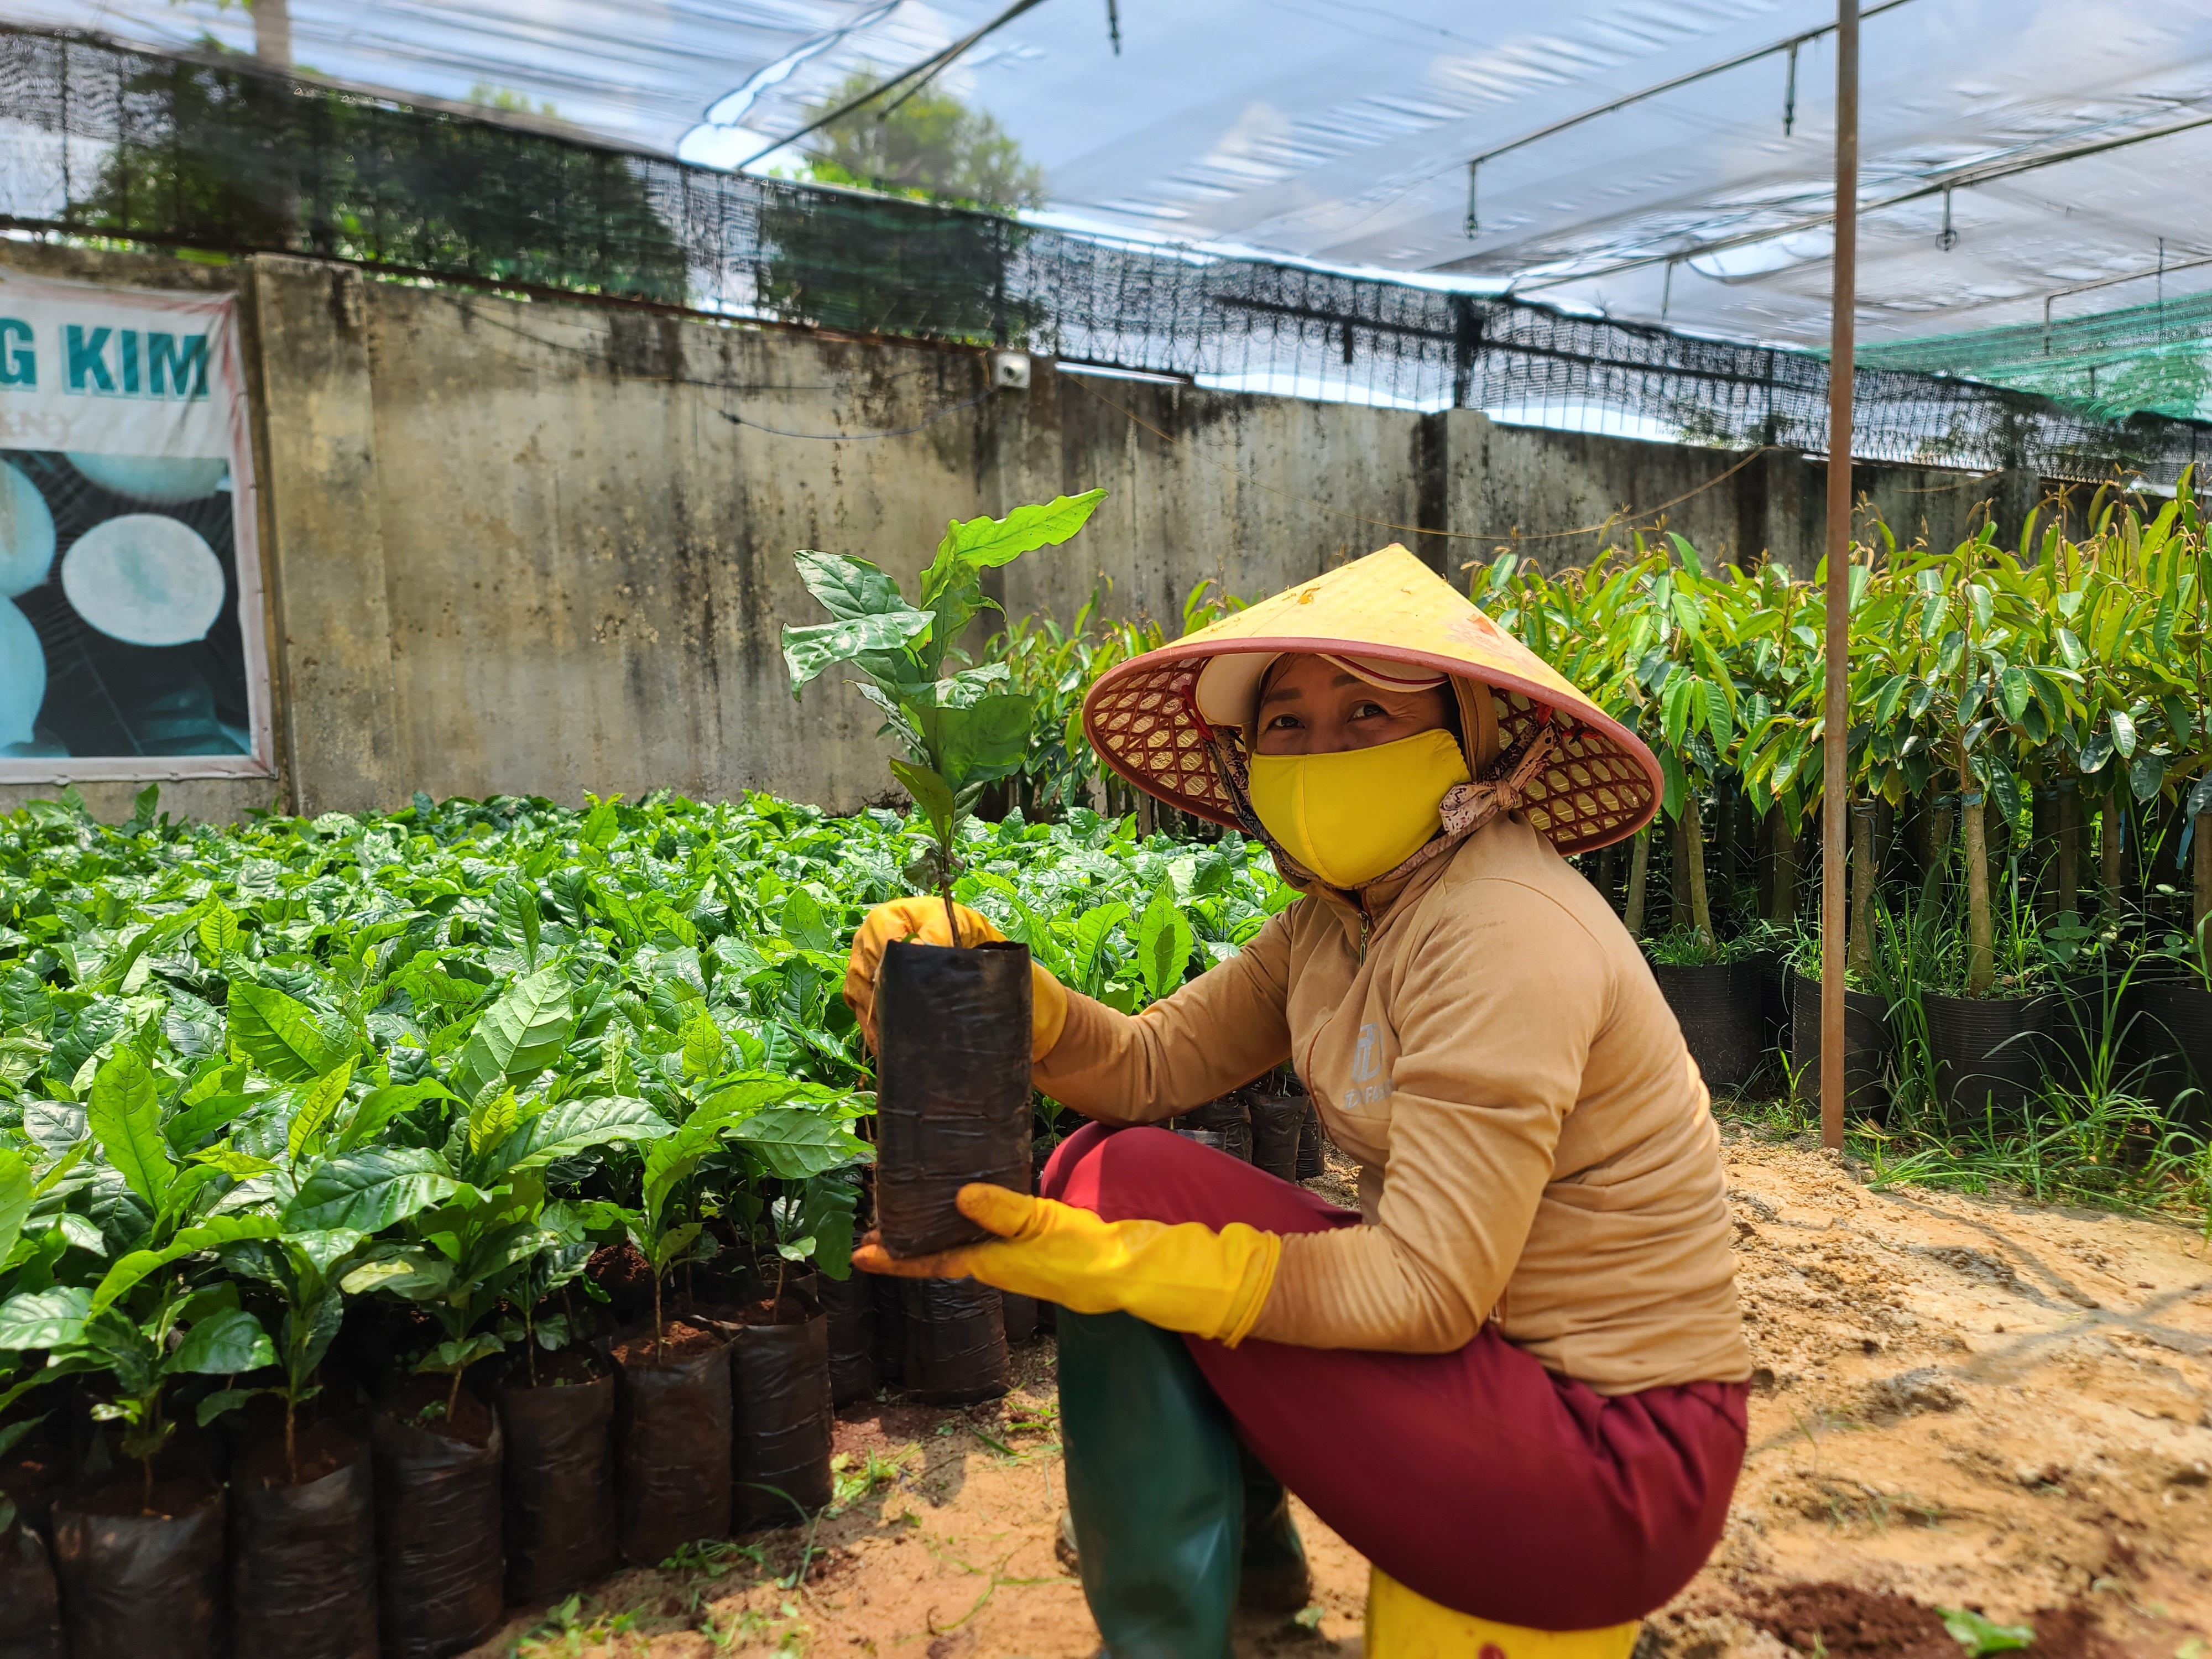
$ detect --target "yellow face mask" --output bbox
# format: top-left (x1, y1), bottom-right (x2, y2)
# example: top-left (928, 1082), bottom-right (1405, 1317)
top-left (1246, 728), bottom-right (1471, 890)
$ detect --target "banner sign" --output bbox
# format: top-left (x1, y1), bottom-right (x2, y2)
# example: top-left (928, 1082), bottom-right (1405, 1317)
top-left (0, 270), bottom-right (273, 782)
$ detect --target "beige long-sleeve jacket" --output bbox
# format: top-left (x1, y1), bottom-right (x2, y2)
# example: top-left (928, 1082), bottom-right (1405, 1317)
top-left (1034, 815), bottom-right (1751, 1395)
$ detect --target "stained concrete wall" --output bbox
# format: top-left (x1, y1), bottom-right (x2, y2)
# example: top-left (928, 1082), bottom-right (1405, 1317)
top-left (0, 243), bottom-right (2055, 821)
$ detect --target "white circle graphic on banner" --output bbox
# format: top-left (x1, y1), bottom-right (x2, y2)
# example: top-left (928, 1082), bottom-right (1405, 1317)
top-left (0, 461), bottom-right (58, 598)
top-left (0, 597), bottom-right (45, 744)
top-left (60, 515), bottom-right (227, 646)
top-left (66, 453), bottom-right (228, 505)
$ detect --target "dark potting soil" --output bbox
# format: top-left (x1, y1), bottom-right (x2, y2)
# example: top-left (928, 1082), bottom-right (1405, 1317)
top-left (228, 1424), bottom-right (377, 1659)
top-left (498, 1368), bottom-right (617, 1604)
top-left (0, 1522), bottom-right (65, 1659)
top-left (612, 1319), bottom-right (732, 1564)
top-left (1743, 1583), bottom-right (1954, 1657)
top-left (379, 1375), bottom-right (498, 1448)
top-left (588, 1241), bottom-right (658, 1322)
top-left (233, 1419), bottom-right (361, 1488)
top-left (61, 1474), bottom-right (220, 1519)
top-left (371, 1382), bottom-right (505, 1659)
top-left (51, 1477), bottom-right (226, 1659)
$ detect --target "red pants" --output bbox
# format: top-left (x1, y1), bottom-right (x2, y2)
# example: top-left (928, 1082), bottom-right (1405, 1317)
top-left (1040, 1123), bottom-right (1747, 1630)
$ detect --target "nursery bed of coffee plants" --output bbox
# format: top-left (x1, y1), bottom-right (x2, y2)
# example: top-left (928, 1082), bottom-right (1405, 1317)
top-left (0, 785), bottom-right (1294, 1659)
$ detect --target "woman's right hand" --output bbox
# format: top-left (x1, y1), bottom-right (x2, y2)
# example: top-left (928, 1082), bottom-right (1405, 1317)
top-left (842, 896), bottom-right (1069, 1060)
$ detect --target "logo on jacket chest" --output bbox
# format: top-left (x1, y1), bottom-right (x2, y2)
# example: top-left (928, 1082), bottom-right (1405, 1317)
top-left (1340, 1021), bottom-right (1391, 1109)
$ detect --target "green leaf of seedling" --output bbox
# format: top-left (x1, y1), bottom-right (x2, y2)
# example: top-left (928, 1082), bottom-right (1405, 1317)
top-left (455, 966), bottom-right (573, 1096)
top-left (0, 1286), bottom-right (92, 1352)
top-left (166, 1306), bottom-right (274, 1376)
top-left (195, 1386), bottom-right (267, 1428)
top-left (88, 1047), bottom-right (174, 1210)
top-left (793, 550), bottom-right (910, 620)
top-left (680, 1011), bottom-right (726, 1079)
top-left (480, 1096), bottom-right (672, 1179)
top-left (933, 490), bottom-right (1107, 575)
top-left (730, 1107), bottom-right (872, 1181)
top-left (338, 1080), bottom-right (456, 1154)
top-left (889, 758), bottom-right (958, 843)
top-left (493, 878), bottom-right (542, 971)
top-left (197, 902), bottom-right (242, 960)
top-left (1938, 1608), bottom-right (2033, 1656)
top-left (227, 980), bottom-right (343, 1083)
top-left (288, 1057), bottom-right (358, 1166)
top-left (781, 610), bottom-right (936, 695)
top-left (1135, 882), bottom-right (1196, 1004)
top-left (285, 1147), bottom-right (461, 1233)
top-left (415, 1333), bottom-right (504, 1377)
top-left (91, 1215), bottom-right (285, 1313)
top-left (780, 887), bottom-right (834, 954)
top-left (650, 1222), bottom-right (703, 1275)
top-left (0, 1151), bottom-right (30, 1272)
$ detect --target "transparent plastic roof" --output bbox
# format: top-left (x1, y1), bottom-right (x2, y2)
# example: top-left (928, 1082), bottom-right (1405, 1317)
top-left (8, 0), bottom-right (2211, 356)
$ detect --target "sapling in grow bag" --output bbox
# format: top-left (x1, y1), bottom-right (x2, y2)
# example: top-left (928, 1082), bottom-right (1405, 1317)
top-left (782, 489), bottom-right (1106, 1256)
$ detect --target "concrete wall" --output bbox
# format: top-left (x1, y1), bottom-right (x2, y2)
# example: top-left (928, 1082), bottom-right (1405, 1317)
top-left (0, 243), bottom-right (2060, 821)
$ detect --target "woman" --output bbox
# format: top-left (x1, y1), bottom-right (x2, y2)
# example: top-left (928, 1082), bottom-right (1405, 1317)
top-left (846, 546), bottom-right (1750, 1657)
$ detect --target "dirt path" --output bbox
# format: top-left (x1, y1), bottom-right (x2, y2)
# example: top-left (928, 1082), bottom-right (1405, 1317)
top-left (473, 1135), bottom-right (2212, 1659)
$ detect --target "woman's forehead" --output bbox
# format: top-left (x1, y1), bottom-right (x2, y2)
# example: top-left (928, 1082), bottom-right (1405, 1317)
top-left (1258, 654), bottom-right (1361, 702)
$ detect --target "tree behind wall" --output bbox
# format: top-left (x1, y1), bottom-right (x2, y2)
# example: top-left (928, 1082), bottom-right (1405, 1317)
top-left (756, 73), bottom-right (1047, 345)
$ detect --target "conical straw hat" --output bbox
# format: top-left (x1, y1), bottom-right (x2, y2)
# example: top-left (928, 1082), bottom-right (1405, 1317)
top-left (1082, 545), bottom-right (1660, 855)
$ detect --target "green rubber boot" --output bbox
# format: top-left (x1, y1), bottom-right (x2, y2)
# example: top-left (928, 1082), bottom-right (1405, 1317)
top-left (1237, 1446), bottom-right (1311, 1614)
top-left (1058, 1310), bottom-right (1243, 1659)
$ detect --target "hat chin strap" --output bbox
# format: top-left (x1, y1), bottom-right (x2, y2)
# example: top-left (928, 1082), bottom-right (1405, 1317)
top-left (1202, 721), bottom-right (1558, 895)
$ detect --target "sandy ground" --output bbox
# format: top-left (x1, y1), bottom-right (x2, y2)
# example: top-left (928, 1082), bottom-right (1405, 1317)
top-left (469, 1131), bottom-right (2212, 1659)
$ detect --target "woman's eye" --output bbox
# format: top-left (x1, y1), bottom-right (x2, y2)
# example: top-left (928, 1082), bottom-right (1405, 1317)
top-left (1265, 712), bottom-right (1302, 731)
top-left (1351, 701), bottom-right (1387, 720)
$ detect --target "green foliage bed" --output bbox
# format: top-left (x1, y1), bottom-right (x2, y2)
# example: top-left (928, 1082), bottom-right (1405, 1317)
top-left (0, 785), bottom-right (1293, 1485)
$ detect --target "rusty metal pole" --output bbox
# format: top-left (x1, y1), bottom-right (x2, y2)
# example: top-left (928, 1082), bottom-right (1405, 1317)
top-left (1820, 0), bottom-right (1859, 1152)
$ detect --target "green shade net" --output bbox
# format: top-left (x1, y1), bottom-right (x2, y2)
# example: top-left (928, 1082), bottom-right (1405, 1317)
top-left (1856, 290), bottom-right (2212, 426)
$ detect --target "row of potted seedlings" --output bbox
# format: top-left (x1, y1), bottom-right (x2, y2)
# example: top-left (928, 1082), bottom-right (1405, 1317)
top-left (1651, 944), bottom-right (2212, 1126)
top-left (0, 1243), bottom-right (1048, 1659)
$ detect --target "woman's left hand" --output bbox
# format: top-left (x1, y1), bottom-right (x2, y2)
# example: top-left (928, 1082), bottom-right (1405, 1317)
top-left (852, 1183), bottom-right (1282, 1347)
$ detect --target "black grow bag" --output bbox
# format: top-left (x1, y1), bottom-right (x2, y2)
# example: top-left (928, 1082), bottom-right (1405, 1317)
top-left (1173, 1095), bottom-right (1253, 1162)
top-left (1248, 1091), bottom-right (1307, 1182)
top-left (2129, 978), bottom-right (2212, 1128)
top-left (818, 1272), bottom-right (880, 1406)
top-left (731, 1313), bottom-right (835, 1531)
top-left (1924, 992), bottom-right (2048, 1126)
top-left (613, 1324), bottom-right (732, 1564)
top-left (902, 1280), bottom-right (1009, 1405)
top-left (51, 1479), bottom-right (226, 1659)
top-left (371, 1400), bottom-right (504, 1659)
top-left (1296, 1103), bottom-right (1326, 1180)
top-left (872, 1276), bottom-right (906, 1385)
top-left (498, 1373), bottom-right (617, 1603)
top-left (875, 938), bottom-right (1034, 1256)
top-left (1000, 1292), bottom-right (1039, 1346)
top-left (229, 1428), bottom-right (378, 1659)
top-left (1787, 971), bottom-right (1892, 1124)
top-left (1651, 961), bottom-right (1766, 1094)
top-left (0, 1522), bottom-right (65, 1659)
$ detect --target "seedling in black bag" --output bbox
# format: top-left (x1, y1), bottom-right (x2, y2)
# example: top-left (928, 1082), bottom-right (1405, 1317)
top-left (782, 491), bottom-right (1106, 1256)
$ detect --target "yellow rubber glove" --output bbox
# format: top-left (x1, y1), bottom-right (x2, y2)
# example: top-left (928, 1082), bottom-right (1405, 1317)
top-left (1365, 1568), bottom-right (1640, 1659)
top-left (852, 1183), bottom-right (1282, 1348)
top-left (843, 896), bottom-right (1068, 1061)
